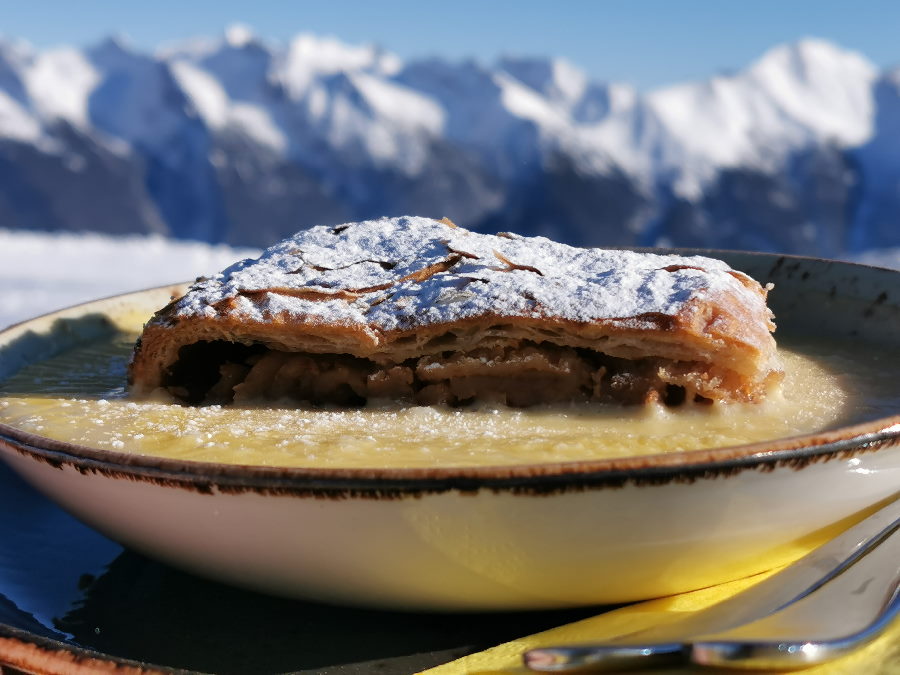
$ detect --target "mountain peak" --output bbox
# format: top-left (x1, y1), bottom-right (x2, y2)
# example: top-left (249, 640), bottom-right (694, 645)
top-left (498, 55), bottom-right (587, 106)
top-left (750, 37), bottom-right (876, 83)
top-left (745, 37), bottom-right (877, 146)
top-left (281, 33), bottom-right (401, 99)
top-left (224, 23), bottom-right (256, 49)
top-left (89, 34), bottom-right (145, 71)
top-left (96, 33), bottom-right (133, 53)
top-left (285, 33), bottom-right (399, 72)
top-left (0, 36), bottom-right (34, 63)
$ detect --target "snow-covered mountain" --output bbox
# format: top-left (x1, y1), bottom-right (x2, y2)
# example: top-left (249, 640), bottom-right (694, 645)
top-left (0, 28), bottom-right (897, 256)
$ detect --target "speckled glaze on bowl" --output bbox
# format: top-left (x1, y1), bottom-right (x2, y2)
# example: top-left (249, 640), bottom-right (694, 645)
top-left (0, 251), bottom-right (898, 611)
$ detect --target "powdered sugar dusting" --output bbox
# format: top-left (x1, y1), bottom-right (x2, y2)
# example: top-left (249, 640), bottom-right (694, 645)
top-left (166, 216), bottom-right (761, 333)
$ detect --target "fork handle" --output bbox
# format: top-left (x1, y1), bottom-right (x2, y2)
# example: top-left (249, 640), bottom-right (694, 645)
top-left (525, 515), bottom-right (900, 671)
top-left (689, 519), bottom-right (900, 669)
top-left (522, 642), bottom-right (686, 672)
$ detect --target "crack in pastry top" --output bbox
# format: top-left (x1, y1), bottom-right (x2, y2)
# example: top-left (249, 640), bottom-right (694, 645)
top-left (164, 216), bottom-right (767, 335)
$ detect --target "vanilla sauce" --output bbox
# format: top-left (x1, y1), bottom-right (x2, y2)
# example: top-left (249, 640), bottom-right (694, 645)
top-left (1, 327), bottom-right (897, 469)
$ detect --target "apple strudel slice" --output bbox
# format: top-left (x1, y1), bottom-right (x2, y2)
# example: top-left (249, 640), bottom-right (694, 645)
top-left (128, 216), bottom-right (783, 407)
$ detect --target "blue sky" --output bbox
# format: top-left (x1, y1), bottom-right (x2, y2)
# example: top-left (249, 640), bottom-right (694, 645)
top-left (4, 0), bottom-right (899, 89)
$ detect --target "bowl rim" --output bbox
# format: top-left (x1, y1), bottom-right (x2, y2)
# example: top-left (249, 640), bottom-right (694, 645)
top-left (1, 250), bottom-right (898, 495)
top-left (0, 624), bottom-right (160, 675)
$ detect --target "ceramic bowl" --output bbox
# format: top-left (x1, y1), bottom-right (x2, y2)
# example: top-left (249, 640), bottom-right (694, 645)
top-left (0, 252), bottom-right (898, 611)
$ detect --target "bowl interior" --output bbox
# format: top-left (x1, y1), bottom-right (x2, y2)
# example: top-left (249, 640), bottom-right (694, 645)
top-left (0, 252), bottom-right (898, 479)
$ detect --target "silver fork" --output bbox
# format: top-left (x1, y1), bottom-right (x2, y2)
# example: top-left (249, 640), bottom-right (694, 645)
top-left (524, 494), bottom-right (900, 671)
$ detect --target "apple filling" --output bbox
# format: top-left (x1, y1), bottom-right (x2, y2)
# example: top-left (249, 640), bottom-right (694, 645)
top-left (161, 340), bottom-right (718, 407)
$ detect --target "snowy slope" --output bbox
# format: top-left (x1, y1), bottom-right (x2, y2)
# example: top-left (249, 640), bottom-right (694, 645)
top-left (640, 39), bottom-right (877, 198)
top-left (0, 229), bottom-right (257, 329)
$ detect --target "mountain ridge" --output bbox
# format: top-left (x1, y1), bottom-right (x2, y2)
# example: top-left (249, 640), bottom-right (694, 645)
top-left (0, 28), bottom-right (895, 255)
